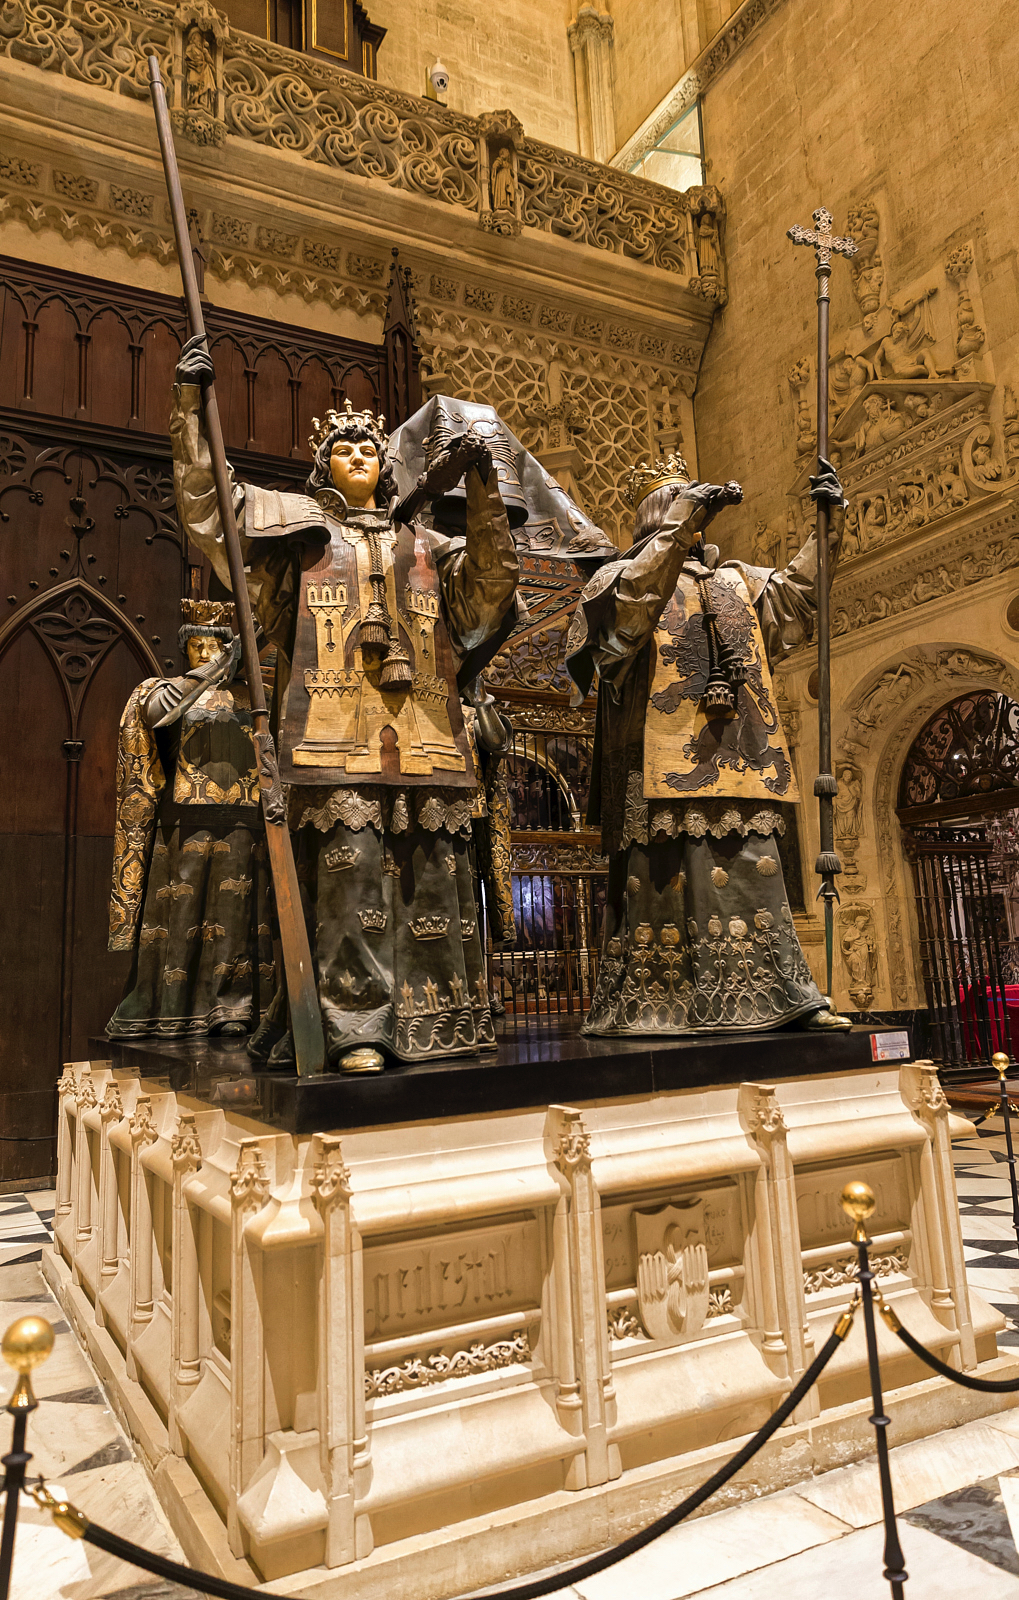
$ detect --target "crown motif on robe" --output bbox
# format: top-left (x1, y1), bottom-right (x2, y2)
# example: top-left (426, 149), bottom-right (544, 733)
top-left (622, 451), bottom-right (692, 511)
top-left (309, 398), bottom-right (388, 454)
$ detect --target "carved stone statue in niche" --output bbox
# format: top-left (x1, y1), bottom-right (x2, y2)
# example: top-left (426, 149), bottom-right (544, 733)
top-left (172, 342), bottom-right (521, 1067)
top-left (839, 907), bottom-right (877, 1007)
top-left (171, 1), bottom-right (227, 147)
top-left (183, 26), bottom-right (216, 112)
top-left (490, 147), bottom-right (516, 212)
top-left (854, 394), bottom-right (905, 458)
top-left (566, 451), bottom-right (852, 1037)
top-left (106, 598), bottom-right (273, 1040)
top-left (478, 110), bottom-right (523, 237)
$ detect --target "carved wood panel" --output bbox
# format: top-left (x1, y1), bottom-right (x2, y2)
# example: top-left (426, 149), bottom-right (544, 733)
top-left (0, 249), bottom-right (415, 1178)
top-left (0, 254), bottom-right (396, 452)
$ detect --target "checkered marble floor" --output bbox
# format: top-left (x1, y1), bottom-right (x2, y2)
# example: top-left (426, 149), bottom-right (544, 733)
top-left (951, 1111), bottom-right (1019, 1350)
top-left (8, 1118), bottom-right (1019, 1597)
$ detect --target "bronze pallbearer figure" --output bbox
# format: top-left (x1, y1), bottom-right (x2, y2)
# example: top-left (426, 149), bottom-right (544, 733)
top-left (566, 452), bottom-right (852, 1035)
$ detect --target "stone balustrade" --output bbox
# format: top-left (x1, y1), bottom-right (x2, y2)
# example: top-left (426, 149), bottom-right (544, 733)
top-left (0, 0), bottom-right (725, 293)
top-left (45, 1057), bottom-right (1014, 1594)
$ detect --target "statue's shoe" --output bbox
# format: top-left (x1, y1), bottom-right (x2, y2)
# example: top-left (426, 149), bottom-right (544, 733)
top-left (799, 1007), bottom-right (853, 1031)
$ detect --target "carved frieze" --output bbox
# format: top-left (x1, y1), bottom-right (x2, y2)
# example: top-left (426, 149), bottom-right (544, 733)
top-left (803, 1249), bottom-right (906, 1295)
top-left (365, 1330), bottom-right (530, 1398)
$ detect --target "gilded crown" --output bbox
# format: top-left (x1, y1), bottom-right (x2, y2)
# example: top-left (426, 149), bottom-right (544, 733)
top-left (179, 598), bottom-right (235, 631)
top-left (309, 398), bottom-right (387, 454)
top-left (623, 450), bottom-right (692, 511)
top-left (409, 914), bottom-right (450, 940)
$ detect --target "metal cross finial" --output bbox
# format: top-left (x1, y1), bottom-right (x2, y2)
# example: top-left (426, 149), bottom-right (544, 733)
top-left (787, 207), bottom-right (858, 271)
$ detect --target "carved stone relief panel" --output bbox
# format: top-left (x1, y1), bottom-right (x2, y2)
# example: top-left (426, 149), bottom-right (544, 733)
top-left (796, 1155), bottom-right (907, 1253)
top-left (838, 904), bottom-right (878, 1007)
top-left (600, 1182), bottom-right (743, 1344)
top-left (362, 1216), bottom-right (542, 1343)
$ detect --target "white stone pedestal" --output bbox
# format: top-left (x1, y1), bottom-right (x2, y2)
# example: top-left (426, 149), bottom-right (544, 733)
top-left (45, 1059), bottom-right (1019, 1596)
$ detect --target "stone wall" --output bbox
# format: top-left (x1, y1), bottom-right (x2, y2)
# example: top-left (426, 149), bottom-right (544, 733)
top-left (371, 0), bottom-right (579, 152)
top-left (690, 0), bottom-right (1019, 1012)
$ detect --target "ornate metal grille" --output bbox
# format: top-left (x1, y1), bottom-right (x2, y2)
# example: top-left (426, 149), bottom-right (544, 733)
top-left (899, 691), bottom-right (1019, 818)
top-left (905, 826), bottom-right (1017, 1075)
top-left (485, 725), bottom-right (606, 1028)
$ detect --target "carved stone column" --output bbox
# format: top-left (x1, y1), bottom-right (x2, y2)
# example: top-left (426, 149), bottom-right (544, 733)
top-left (902, 1063), bottom-right (977, 1369)
top-left (54, 1067), bottom-right (78, 1231)
top-left (228, 1137), bottom-right (270, 1557)
top-left (126, 1094), bottom-right (157, 1380)
top-left (311, 1135), bottom-right (371, 1566)
top-left (71, 1074), bottom-right (98, 1284)
top-left (740, 1083), bottom-right (818, 1418)
top-left (169, 1112), bottom-right (203, 1454)
top-left (568, 7), bottom-right (616, 164)
top-left (95, 1082), bottom-right (124, 1324)
top-left (549, 1106), bottom-right (620, 1490)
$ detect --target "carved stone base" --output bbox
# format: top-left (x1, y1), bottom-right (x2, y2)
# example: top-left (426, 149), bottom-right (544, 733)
top-left (48, 1054), bottom-right (1013, 1592)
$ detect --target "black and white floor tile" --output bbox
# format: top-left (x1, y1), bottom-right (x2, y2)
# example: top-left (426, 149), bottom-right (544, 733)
top-left (952, 1112), bottom-right (1019, 1349)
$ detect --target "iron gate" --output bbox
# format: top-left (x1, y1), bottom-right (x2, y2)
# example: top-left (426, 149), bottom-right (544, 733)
top-left (906, 825), bottom-right (1017, 1076)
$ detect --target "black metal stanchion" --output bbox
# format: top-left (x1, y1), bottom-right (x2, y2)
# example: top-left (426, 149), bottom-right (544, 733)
top-left (991, 1052), bottom-right (1019, 1251)
top-left (0, 1315), bottom-right (54, 1600)
top-left (842, 1181), bottom-right (908, 1599)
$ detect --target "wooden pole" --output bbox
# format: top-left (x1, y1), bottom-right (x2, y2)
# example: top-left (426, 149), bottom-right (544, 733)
top-left (148, 56), bottom-right (324, 1075)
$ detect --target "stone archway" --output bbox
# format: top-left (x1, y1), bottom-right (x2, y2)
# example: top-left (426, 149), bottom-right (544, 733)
top-left (834, 646), bottom-right (1019, 1010)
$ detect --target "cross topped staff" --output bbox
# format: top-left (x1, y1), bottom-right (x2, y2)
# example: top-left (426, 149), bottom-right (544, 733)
top-left (787, 207), bottom-right (857, 998)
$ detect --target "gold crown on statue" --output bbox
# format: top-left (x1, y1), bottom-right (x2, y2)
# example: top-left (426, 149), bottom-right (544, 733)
top-left (622, 450), bottom-right (692, 511)
top-left (309, 398), bottom-right (388, 454)
top-left (179, 598), bottom-right (235, 631)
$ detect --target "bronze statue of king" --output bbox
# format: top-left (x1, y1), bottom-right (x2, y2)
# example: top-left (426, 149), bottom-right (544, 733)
top-left (171, 337), bottom-right (519, 1066)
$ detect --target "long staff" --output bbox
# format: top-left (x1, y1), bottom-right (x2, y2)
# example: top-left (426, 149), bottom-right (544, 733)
top-left (148, 56), bottom-right (325, 1075)
top-left (787, 207), bottom-right (857, 996)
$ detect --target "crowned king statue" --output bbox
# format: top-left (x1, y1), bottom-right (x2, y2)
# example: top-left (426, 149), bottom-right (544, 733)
top-left (170, 338), bottom-right (520, 1066)
top-left (566, 451), bottom-right (852, 1035)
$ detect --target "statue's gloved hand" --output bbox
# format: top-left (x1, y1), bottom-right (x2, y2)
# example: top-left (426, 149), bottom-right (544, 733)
top-left (420, 427), bottom-right (495, 497)
top-left (142, 675), bottom-right (188, 728)
top-left (809, 457), bottom-right (847, 543)
top-left (176, 332), bottom-right (215, 388)
top-left (809, 457), bottom-right (846, 508)
top-left (674, 478), bottom-right (743, 535)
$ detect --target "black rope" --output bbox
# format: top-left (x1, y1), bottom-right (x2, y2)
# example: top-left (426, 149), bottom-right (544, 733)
top-left (884, 1307), bottom-right (1019, 1392)
top-left (69, 1324), bottom-right (848, 1600)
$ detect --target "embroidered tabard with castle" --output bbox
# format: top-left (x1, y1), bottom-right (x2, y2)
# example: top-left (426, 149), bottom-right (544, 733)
top-left (279, 508), bottom-right (474, 787)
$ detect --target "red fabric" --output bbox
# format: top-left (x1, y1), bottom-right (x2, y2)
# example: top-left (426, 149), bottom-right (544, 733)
top-left (959, 981), bottom-right (1019, 1058)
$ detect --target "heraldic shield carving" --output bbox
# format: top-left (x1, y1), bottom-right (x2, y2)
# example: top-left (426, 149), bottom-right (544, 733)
top-left (634, 1199), bottom-right (710, 1344)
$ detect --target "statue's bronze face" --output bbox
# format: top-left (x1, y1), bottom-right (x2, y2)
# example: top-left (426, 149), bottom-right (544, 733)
top-left (186, 634), bottom-right (223, 669)
top-left (330, 437), bottom-right (379, 507)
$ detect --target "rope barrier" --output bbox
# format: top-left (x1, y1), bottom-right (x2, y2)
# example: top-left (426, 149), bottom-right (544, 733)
top-left (879, 1297), bottom-right (1019, 1393)
top-left (17, 1155), bottom-right (1018, 1600)
top-left (27, 1298), bottom-right (859, 1600)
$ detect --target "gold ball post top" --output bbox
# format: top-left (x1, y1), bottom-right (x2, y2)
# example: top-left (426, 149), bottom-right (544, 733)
top-left (3, 1314), bottom-right (54, 1411)
top-left (841, 1180), bottom-right (876, 1243)
top-left (993, 1052), bottom-right (1010, 1081)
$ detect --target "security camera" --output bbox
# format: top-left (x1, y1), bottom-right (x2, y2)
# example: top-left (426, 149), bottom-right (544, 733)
top-left (427, 59), bottom-right (449, 100)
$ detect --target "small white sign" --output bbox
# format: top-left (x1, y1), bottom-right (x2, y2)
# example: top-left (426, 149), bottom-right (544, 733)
top-left (870, 1030), bottom-right (910, 1062)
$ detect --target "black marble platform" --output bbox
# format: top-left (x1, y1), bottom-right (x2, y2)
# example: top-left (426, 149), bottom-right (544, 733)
top-left (93, 1017), bottom-right (916, 1134)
